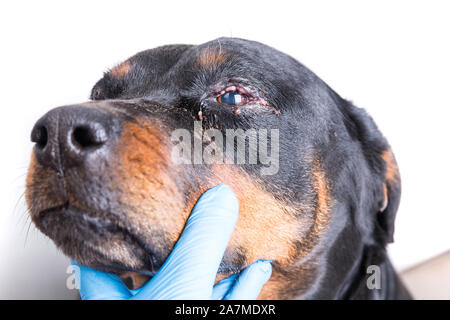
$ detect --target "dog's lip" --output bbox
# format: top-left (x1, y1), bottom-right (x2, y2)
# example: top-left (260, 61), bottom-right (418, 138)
top-left (37, 202), bottom-right (161, 273)
top-left (38, 202), bottom-right (125, 234)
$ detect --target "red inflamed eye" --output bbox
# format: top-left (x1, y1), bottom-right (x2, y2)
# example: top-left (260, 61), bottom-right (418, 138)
top-left (217, 90), bottom-right (249, 105)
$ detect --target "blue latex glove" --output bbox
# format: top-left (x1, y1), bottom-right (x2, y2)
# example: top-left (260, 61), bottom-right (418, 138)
top-left (71, 184), bottom-right (272, 300)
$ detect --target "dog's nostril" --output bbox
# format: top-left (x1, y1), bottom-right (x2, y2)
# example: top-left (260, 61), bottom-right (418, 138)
top-left (31, 126), bottom-right (48, 149)
top-left (72, 126), bottom-right (107, 149)
top-left (30, 106), bottom-right (120, 171)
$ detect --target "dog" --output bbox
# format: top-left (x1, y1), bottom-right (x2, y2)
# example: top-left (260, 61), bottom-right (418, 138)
top-left (26, 37), bottom-right (411, 299)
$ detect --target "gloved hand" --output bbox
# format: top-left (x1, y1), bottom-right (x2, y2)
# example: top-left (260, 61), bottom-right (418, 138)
top-left (72, 184), bottom-right (272, 300)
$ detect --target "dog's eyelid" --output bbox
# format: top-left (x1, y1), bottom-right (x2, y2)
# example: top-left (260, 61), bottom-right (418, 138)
top-left (213, 83), bottom-right (268, 103)
top-left (215, 82), bottom-right (256, 96)
top-left (199, 80), bottom-right (273, 113)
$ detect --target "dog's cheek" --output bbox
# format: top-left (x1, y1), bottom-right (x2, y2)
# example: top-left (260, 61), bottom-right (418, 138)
top-left (207, 165), bottom-right (302, 266)
top-left (211, 161), bottom-right (333, 299)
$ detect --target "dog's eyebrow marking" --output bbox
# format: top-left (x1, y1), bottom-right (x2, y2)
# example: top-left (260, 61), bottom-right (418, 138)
top-left (197, 47), bottom-right (227, 68)
top-left (110, 60), bottom-right (131, 79)
top-left (381, 149), bottom-right (399, 185)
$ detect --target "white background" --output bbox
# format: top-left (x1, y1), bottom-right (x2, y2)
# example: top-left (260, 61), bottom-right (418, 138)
top-left (0, 0), bottom-right (449, 298)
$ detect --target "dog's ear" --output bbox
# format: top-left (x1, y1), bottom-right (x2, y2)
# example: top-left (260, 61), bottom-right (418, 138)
top-left (338, 101), bottom-right (401, 244)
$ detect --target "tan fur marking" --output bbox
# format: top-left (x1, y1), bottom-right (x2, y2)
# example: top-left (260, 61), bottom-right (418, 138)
top-left (209, 165), bottom-right (300, 266)
top-left (256, 158), bottom-right (331, 299)
top-left (209, 159), bottom-right (332, 299)
top-left (197, 47), bottom-right (227, 68)
top-left (110, 61), bottom-right (131, 79)
top-left (116, 121), bottom-right (188, 244)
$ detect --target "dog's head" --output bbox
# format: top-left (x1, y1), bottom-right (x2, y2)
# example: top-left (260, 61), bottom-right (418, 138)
top-left (26, 38), bottom-right (400, 299)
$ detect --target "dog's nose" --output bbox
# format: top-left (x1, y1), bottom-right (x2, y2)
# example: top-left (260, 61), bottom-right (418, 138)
top-left (31, 105), bottom-right (121, 171)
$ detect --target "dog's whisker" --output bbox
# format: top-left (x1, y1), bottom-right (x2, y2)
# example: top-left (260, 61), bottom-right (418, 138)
top-left (24, 219), bottom-right (33, 247)
top-left (14, 190), bottom-right (31, 229)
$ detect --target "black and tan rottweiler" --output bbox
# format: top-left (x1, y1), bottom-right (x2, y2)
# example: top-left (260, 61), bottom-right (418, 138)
top-left (26, 38), bottom-right (411, 299)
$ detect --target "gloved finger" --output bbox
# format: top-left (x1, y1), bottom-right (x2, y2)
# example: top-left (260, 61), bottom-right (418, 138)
top-left (223, 260), bottom-right (272, 300)
top-left (71, 261), bottom-right (132, 300)
top-left (211, 274), bottom-right (237, 300)
top-left (133, 184), bottom-right (239, 299)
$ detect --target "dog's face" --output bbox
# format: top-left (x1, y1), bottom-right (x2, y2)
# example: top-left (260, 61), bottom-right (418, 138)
top-left (26, 38), bottom-right (400, 299)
